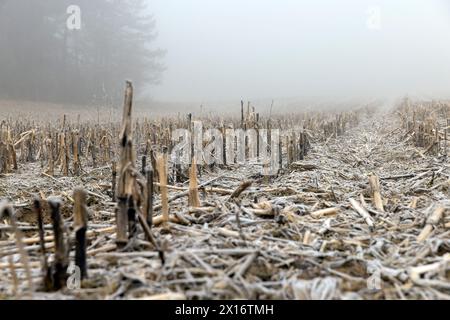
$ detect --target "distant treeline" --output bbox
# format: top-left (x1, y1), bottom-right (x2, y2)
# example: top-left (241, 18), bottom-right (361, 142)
top-left (0, 0), bottom-right (164, 105)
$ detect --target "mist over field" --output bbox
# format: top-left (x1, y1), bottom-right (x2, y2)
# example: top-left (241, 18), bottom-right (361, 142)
top-left (0, 0), bottom-right (450, 108)
top-left (149, 0), bottom-right (450, 104)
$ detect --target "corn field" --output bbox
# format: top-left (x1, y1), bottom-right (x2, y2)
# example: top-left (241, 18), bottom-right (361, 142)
top-left (0, 82), bottom-right (449, 300)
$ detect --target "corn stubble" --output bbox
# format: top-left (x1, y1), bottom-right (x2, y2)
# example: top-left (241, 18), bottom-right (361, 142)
top-left (0, 90), bottom-right (448, 300)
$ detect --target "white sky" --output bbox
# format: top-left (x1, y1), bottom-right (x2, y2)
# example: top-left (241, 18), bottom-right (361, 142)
top-left (146, 0), bottom-right (450, 103)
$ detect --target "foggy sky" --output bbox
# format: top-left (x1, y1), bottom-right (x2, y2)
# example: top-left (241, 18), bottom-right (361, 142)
top-left (147, 0), bottom-right (450, 103)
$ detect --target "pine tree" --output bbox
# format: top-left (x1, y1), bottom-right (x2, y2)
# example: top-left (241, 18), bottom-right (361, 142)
top-left (0, 0), bottom-right (165, 104)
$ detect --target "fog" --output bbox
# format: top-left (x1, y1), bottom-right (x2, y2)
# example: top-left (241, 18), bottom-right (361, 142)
top-left (0, 1), bottom-right (449, 107)
top-left (148, 0), bottom-right (450, 103)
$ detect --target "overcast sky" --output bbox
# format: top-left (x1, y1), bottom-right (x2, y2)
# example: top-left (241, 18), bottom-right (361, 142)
top-left (146, 0), bottom-right (450, 103)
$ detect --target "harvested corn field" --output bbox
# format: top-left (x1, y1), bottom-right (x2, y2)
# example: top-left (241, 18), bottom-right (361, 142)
top-left (1, 1), bottom-right (450, 304)
top-left (0, 88), bottom-right (448, 300)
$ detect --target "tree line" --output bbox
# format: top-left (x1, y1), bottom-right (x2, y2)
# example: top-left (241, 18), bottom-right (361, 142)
top-left (0, 0), bottom-right (165, 105)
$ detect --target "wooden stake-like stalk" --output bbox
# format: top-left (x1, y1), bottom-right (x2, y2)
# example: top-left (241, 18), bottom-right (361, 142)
top-left (111, 161), bottom-right (117, 202)
top-left (368, 174), bottom-right (384, 212)
top-left (73, 130), bottom-right (81, 176)
top-left (45, 138), bottom-right (54, 176)
top-left (48, 197), bottom-right (68, 290)
top-left (33, 198), bottom-right (52, 290)
top-left (145, 168), bottom-right (154, 227)
top-left (116, 81), bottom-right (135, 247)
top-left (157, 153), bottom-right (169, 222)
top-left (188, 158), bottom-right (201, 207)
top-left (73, 188), bottom-right (88, 279)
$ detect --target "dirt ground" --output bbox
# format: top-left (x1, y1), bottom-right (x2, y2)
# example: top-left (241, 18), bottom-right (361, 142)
top-left (0, 108), bottom-right (449, 300)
